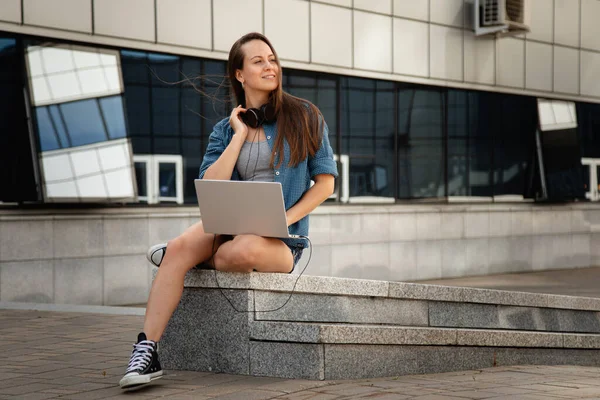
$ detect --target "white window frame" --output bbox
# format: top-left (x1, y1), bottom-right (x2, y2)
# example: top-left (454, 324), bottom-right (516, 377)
top-left (133, 154), bottom-right (183, 204)
top-left (581, 158), bottom-right (600, 202)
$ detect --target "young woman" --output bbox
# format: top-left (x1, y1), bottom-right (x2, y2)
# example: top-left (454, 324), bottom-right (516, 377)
top-left (119, 32), bottom-right (338, 389)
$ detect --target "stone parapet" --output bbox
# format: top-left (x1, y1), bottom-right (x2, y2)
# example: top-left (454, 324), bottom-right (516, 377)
top-left (161, 271), bottom-right (600, 379)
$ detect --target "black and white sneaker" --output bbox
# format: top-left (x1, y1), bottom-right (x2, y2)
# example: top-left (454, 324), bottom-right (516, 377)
top-left (147, 243), bottom-right (167, 267)
top-left (119, 332), bottom-right (163, 389)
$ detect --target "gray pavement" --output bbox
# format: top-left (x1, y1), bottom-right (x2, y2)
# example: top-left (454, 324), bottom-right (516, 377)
top-left (417, 266), bottom-right (600, 298)
top-left (2, 308), bottom-right (600, 399)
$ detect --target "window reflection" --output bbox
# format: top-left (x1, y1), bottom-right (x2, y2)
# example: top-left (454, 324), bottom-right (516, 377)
top-left (26, 42), bottom-right (136, 202)
top-left (121, 51), bottom-right (229, 204)
top-left (397, 88), bottom-right (445, 198)
top-left (341, 77), bottom-right (394, 199)
top-left (35, 95), bottom-right (127, 151)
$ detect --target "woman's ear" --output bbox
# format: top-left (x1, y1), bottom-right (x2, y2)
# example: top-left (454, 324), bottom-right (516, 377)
top-left (235, 70), bottom-right (244, 85)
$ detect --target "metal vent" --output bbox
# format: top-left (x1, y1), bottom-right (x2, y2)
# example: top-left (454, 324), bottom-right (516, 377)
top-left (474, 0), bottom-right (530, 36)
top-left (483, 0), bottom-right (500, 25)
top-left (506, 0), bottom-right (524, 23)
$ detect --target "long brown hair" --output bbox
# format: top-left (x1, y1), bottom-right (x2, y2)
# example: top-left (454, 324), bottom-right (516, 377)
top-left (227, 32), bottom-right (323, 168)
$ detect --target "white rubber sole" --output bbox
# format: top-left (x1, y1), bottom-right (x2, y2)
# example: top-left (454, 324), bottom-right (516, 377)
top-left (146, 243), bottom-right (167, 267)
top-left (119, 370), bottom-right (163, 389)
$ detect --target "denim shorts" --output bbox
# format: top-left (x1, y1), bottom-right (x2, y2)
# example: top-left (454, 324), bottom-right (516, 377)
top-left (288, 246), bottom-right (304, 273)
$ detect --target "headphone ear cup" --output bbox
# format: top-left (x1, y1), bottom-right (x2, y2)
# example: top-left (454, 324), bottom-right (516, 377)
top-left (261, 103), bottom-right (276, 122)
top-left (244, 108), bottom-right (260, 128)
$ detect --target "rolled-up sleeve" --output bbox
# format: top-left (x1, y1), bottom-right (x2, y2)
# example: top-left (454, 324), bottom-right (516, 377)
top-left (198, 121), bottom-right (226, 179)
top-left (308, 120), bottom-right (338, 179)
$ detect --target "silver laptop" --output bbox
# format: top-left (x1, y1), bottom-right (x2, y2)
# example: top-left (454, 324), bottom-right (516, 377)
top-left (194, 179), bottom-right (300, 239)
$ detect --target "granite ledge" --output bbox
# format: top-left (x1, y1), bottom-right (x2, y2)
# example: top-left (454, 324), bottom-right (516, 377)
top-left (249, 321), bottom-right (580, 349)
top-left (389, 282), bottom-right (600, 312)
top-left (563, 333), bottom-right (600, 349)
top-left (178, 272), bottom-right (600, 312)
top-left (183, 271), bottom-right (389, 297)
top-left (250, 321), bottom-right (457, 345)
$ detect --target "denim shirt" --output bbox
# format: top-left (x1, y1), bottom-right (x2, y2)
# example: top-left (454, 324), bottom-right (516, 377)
top-left (198, 116), bottom-right (338, 249)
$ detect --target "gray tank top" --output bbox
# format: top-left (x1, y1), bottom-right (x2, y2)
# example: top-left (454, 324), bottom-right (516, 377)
top-left (236, 140), bottom-right (274, 182)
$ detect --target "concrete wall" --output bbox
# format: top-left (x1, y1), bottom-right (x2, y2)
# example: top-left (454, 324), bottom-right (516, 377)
top-left (0, 0), bottom-right (599, 103)
top-left (1, 203), bottom-right (600, 306)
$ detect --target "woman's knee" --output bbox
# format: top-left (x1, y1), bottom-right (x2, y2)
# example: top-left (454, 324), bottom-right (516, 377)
top-left (214, 239), bottom-right (258, 272)
top-left (166, 236), bottom-right (186, 255)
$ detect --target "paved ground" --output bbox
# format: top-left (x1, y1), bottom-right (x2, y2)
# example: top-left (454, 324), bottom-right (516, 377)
top-left (2, 309), bottom-right (600, 399)
top-left (418, 266), bottom-right (600, 298)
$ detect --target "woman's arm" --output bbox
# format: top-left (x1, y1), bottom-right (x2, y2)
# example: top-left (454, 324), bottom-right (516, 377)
top-left (203, 106), bottom-right (249, 180)
top-left (202, 134), bottom-right (245, 180)
top-left (286, 174), bottom-right (335, 226)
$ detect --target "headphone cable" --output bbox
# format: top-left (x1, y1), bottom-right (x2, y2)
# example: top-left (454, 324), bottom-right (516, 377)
top-left (208, 234), bottom-right (312, 314)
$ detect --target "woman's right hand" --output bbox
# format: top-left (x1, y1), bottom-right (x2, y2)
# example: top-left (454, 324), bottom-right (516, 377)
top-left (229, 105), bottom-right (248, 141)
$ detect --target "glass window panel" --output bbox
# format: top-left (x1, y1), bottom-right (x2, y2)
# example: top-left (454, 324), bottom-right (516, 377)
top-left (31, 76), bottom-right (52, 105)
top-left (149, 54), bottom-right (180, 87)
top-left (104, 168), bottom-right (135, 197)
top-left (120, 51), bottom-right (148, 85)
top-left (154, 137), bottom-right (181, 154)
top-left (448, 138), bottom-right (493, 196)
top-left (182, 138), bottom-right (202, 158)
top-left (46, 181), bottom-right (78, 198)
top-left (577, 102), bottom-right (600, 158)
top-left (47, 72), bottom-right (82, 103)
top-left (78, 68), bottom-right (109, 96)
top-left (42, 47), bottom-right (76, 74)
top-left (341, 76), bottom-right (394, 198)
top-left (348, 156), bottom-right (389, 197)
top-left (97, 142), bottom-right (128, 170)
top-left (61, 99), bottom-right (107, 147)
top-left (204, 60), bottom-right (226, 78)
top-left (131, 136), bottom-right (151, 154)
top-left (48, 105), bottom-right (69, 148)
top-left (398, 140), bottom-right (445, 198)
top-left (134, 161), bottom-right (147, 197)
top-left (159, 162), bottom-right (177, 197)
top-left (152, 87), bottom-right (180, 135)
top-left (490, 94), bottom-right (537, 196)
top-left (288, 73), bottom-right (316, 87)
top-left (289, 88), bottom-right (316, 104)
top-left (319, 77), bottom-right (337, 88)
top-left (181, 92), bottom-right (202, 137)
top-left (181, 58), bottom-right (201, 78)
top-left (103, 65), bottom-right (122, 93)
top-left (0, 39), bottom-right (17, 80)
top-left (376, 89), bottom-right (394, 140)
top-left (123, 86), bottom-right (151, 135)
top-left (72, 49), bottom-right (101, 69)
top-left (70, 148), bottom-right (101, 178)
top-left (35, 107), bottom-right (61, 151)
top-left (76, 174), bottom-right (107, 198)
top-left (99, 96), bottom-right (127, 139)
top-left (184, 165), bottom-right (199, 204)
top-left (202, 85), bottom-right (228, 136)
top-left (400, 89), bottom-right (444, 139)
top-left (41, 153), bottom-right (74, 181)
top-left (447, 90), bottom-right (469, 138)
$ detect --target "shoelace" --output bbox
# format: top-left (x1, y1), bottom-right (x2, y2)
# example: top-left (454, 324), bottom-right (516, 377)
top-left (125, 340), bottom-right (155, 374)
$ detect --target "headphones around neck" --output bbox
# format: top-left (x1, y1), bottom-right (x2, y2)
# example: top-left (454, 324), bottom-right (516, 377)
top-left (241, 103), bottom-right (276, 128)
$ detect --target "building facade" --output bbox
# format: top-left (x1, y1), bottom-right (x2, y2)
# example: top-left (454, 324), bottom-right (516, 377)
top-left (1, 0), bottom-right (600, 305)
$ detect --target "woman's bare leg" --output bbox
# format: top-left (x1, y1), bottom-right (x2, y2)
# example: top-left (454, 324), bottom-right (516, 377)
top-left (143, 221), bottom-right (226, 341)
top-left (214, 234), bottom-right (294, 273)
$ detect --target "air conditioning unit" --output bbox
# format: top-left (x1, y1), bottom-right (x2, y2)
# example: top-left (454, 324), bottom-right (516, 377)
top-left (474, 0), bottom-right (530, 37)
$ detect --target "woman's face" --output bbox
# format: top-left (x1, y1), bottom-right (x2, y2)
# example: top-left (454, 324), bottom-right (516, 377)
top-left (237, 39), bottom-right (280, 94)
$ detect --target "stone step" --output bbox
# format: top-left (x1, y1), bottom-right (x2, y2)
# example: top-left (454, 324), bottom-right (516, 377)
top-left (161, 271), bottom-right (600, 380)
top-left (249, 320), bottom-right (600, 348)
top-left (253, 291), bottom-right (600, 334)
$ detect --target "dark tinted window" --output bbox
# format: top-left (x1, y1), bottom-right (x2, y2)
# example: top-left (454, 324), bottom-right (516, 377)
top-left (397, 87), bottom-right (445, 198)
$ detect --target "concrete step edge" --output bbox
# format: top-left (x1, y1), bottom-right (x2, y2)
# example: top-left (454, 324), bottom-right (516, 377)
top-left (249, 320), bottom-right (600, 349)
